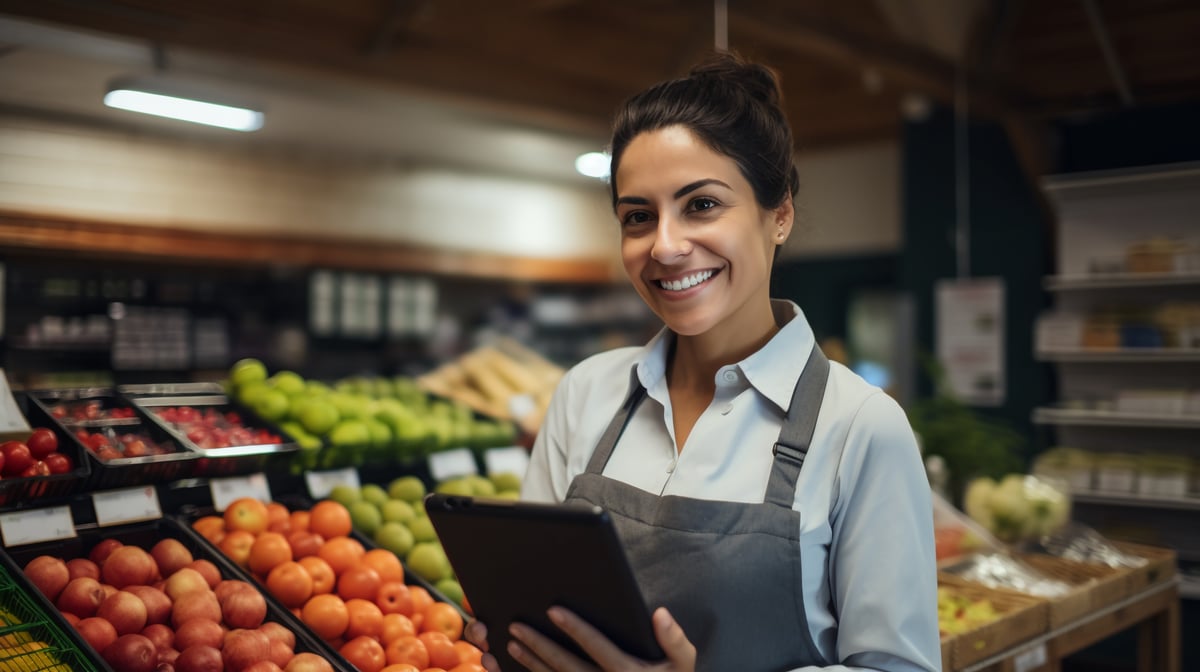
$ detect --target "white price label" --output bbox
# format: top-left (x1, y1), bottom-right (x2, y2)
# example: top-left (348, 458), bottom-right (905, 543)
top-left (428, 448), bottom-right (478, 482)
top-left (93, 486), bottom-right (162, 527)
top-left (1013, 643), bottom-right (1047, 672)
top-left (210, 473), bottom-right (272, 512)
top-left (0, 505), bottom-right (76, 546)
top-left (305, 468), bottom-right (361, 500)
top-left (484, 446), bottom-right (530, 481)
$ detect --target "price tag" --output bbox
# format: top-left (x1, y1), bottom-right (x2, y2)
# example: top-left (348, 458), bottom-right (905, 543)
top-left (210, 473), bottom-right (272, 512)
top-left (485, 446), bottom-right (530, 480)
top-left (1013, 642), bottom-right (1047, 672)
top-left (428, 448), bottom-right (478, 482)
top-left (93, 486), bottom-right (163, 526)
top-left (305, 468), bottom-right (361, 500)
top-left (0, 505), bottom-right (76, 546)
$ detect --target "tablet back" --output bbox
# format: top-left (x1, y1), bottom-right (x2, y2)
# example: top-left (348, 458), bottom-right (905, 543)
top-left (425, 493), bottom-right (664, 668)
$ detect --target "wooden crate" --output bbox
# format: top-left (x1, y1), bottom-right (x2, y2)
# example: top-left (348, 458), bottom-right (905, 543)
top-left (938, 577), bottom-right (1050, 670)
top-left (1110, 540), bottom-right (1177, 596)
top-left (1015, 553), bottom-right (1130, 629)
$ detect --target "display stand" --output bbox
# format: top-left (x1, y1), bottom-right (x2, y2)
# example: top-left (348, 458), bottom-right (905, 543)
top-left (959, 578), bottom-right (1180, 672)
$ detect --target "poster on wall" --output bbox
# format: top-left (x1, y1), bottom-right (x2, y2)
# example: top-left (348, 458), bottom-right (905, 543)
top-left (935, 277), bottom-right (1005, 406)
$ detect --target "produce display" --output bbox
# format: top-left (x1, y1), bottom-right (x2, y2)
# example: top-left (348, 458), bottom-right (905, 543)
top-left (151, 406), bottom-right (285, 450)
top-left (47, 399), bottom-right (137, 422)
top-left (963, 474), bottom-right (1072, 544)
top-left (191, 497), bottom-right (485, 672)
top-left (1, 427), bottom-right (76, 478)
top-left (937, 586), bottom-right (999, 636)
top-left (72, 427), bottom-right (178, 461)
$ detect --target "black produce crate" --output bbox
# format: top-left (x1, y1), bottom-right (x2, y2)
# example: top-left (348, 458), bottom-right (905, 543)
top-left (0, 558), bottom-right (103, 671)
top-left (125, 393), bottom-right (299, 478)
top-left (25, 390), bottom-right (198, 491)
top-left (0, 395), bottom-right (92, 510)
top-left (0, 517), bottom-right (355, 672)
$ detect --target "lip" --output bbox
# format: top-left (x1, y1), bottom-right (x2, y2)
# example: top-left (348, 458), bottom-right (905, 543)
top-left (650, 268), bottom-right (720, 299)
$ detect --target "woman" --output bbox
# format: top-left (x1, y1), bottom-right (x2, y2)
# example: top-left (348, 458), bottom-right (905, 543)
top-left (467, 52), bottom-right (940, 672)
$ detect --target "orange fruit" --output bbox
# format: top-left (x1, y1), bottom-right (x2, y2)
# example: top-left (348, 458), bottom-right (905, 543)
top-left (290, 510), bottom-right (311, 533)
top-left (248, 531), bottom-right (293, 576)
top-left (266, 502), bottom-right (291, 533)
top-left (409, 585), bottom-right (434, 630)
top-left (384, 635), bottom-right (429, 669)
top-left (449, 664), bottom-right (487, 672)
top-left (318, 536), bottom-right (365, 576)
top-left (421, 602), bottom-right (464, 641)
top-left (309, 501), bottom-right (352, 539)
top-left (340, 635), bottom-right (387, 672)
top-left (224, 497), bottom-right (270, 534)
top-left (298, 556), bottom-right (336, 595)
top-left (380, 613), bottom-right (416, 645)
top-left (419, 631), bottom-right (460, 669)
top-left (344, 597), bottom-right (384, 641)
top-left (381, 665), bottom-right (421, 672)
top-left (452, 640), bottom-right (483, 666)
top-left (286, 652), bottom-right (334, 672)
top-left (338, 563), bottom-right (383, 602)
top-left (219, 529), bottom-right (257, 568)
top-left (266, 561), bottom-right (314, 609)
top-left (362, 549), bottom-right (404, 583)
top-left (192, 515), bottom-right (226, 543)
top-left (302, 593), bottom-right (349, 641)
top-left (375, 581), bottom-right (413, 616)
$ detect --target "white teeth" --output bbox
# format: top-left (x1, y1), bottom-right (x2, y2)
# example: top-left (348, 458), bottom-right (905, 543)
top-left (658, 270), bottom-right (713, 291)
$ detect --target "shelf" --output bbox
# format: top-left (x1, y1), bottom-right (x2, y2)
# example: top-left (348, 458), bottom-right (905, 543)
top-left (1033, 407), bottom-right (1200, 429)
top-left (1036, 348), bottom-right (1200, 363)
top-left (1071, 491), bottom-right (1200, 512)
top-left (1182, 578), bottom-right (1200, 601)
top-left (1044, 272), bottom-right (1200, 291)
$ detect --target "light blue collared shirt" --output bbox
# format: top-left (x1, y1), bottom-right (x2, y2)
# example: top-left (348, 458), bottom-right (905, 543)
top-left (523, 300), bottom-right (941, 671)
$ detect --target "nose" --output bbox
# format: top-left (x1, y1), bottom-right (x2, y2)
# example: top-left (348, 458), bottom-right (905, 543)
top-left (651, 214), bottom-right (691, 262)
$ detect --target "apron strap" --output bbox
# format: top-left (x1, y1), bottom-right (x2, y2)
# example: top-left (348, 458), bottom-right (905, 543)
top-left (764, 346), bottom-right (830, 508)
top-left (585, 381), bottom-right (647, 475)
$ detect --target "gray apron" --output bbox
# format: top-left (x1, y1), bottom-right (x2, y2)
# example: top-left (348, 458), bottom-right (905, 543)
top-left (564, 346), bottom-right (831, 672)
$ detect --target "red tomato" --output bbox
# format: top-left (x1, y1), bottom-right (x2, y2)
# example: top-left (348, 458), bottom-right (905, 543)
top-left (27, 428), bottom-right (58, 459)
top-left (1, 441), bottom-right (33, 476)
top-left (20, 460), bottom-right (50, 477)
top-left (43, 452), bottom-right (72, 474)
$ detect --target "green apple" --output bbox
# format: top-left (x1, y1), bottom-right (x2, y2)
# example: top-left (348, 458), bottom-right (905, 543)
top-left (328, 419), bottom-right (371, 447)
top-left (329, 484), bottom-right (362, 508)
top-left (374, 521), bottom-right (415, 558)
top-left (387, 476), bottom-right (426, 503)
top-left (434, 478), bottom-right (475, 497)
top-left (296, 398), bottom-right (339, 436)
top-left (360, 483), bottom-right (389, 507)
top-left (269, 370), bottom-right (307, 396)
top-left (464, 475), bottom-right (496, 497)
top-left (407, 542), bottom-right (451, 583)
top-left (237, 381), bottom-right (272, 408)
top-left (349, 500), bottom-right (382, 536)
top-left (252, 389), bottom-right (291, 422)
top-left (434, 578), bottom-right (464, 605)
top-left (490, 472), bottom-right (523, 493)
top-left (407, 516), bottom-right (438, 543)
top-left (364, 418), bottom-right (393, 451)
top-left (230, 358), bottom-right (268, 388)
top-left (380, 499), bottom-right (416, 525)
top-left (494, 490), bottom-right (521, 500)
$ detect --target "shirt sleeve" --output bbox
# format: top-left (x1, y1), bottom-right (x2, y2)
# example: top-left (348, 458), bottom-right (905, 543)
top-left (798, 391), bottom-right (942, 672)
top-left (520, 369), bottom-right (576, 504)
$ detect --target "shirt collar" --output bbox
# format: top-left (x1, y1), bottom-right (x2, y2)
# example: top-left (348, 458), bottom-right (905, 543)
top-left (630, 300), bottom-right (816, 414)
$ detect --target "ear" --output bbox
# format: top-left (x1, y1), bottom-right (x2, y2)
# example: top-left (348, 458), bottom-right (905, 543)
top-left (772, 198), bottom-right (795, 244)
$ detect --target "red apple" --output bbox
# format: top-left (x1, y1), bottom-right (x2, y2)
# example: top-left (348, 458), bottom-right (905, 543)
top-left (170, 590), bottom-right (221, 629)
top-left (151, 539), bottom-right (194, 578)
top-left (102, 546), bottom-right (157, 589)
top-left (164, 568), bottom-right (210, 601)
top-left (43, 452), bottom-right (72, 474)
top-left (100, 583), bottom-right (118, 600)
top-left (126, 584), bottom-right (172, 625)
top-left (222, 628), bottom-right (271, 672)
top-left (214, 579), bottom-right (252, 604)
top-left (256, 621), bottom-right (295, 650)
top-left (102, 633), bottom-right (157, 672)
top-left (61, 612), bottom-right (80, 627)
top-left (283, 652), bottom-right (334, 672)
top-left (0, 441), bottom-right (33, 476)
top-left (141, 622), bottom-right (175, 652)
top-left (66, 557), bottom-right (101, 581)
top-left (75, 616), bottom-right (118, 653)
top-left (175, 645), bottom-right (223, 672)
top-left (174, 618), bottom-right (224, 651)
top-left (220, 586), bottom-right (266, 629)
top-left (157, 647), bottom-right (180, 666)
top-left (26, 428), bottom-right (58, 459)
top-left (267, 638), bottom-right (293, 668)
top-left (23, 555), bottom-right (70, 602)
top-left (89, 538), bottom-right (124, 566)
top-left (56, 577), bottom-right (106, 619)
top-left (244, 662), bottom-right (285, 672)
top-left (98, 590), bottom-right (148, 635)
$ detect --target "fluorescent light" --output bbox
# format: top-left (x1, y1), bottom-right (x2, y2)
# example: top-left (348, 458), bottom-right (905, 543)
top-left (104, 87), bottom-right (263, 132)
top-left (575, 151), bottom-right (610, 179)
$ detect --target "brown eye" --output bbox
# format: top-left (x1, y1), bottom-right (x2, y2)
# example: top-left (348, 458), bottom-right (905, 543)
top-left (689, 197), bottom-right (719, 212)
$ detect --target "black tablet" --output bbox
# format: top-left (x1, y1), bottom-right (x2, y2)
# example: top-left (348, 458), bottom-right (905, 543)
top-left (424, 493), bottom-right (664, 669)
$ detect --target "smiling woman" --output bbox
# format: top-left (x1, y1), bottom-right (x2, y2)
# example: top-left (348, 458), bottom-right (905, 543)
top-left (465, 52), bottom-right (941, 672)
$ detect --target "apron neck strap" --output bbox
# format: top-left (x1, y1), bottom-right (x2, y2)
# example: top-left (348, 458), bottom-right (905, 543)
top-left (764, 345), bottom-right (829, 508)
top-left (585, 380), bottom-right (647, 475)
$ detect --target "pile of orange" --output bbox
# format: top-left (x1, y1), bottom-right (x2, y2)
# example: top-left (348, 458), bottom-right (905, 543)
top-left (193, 497), bottom-right (485, 672)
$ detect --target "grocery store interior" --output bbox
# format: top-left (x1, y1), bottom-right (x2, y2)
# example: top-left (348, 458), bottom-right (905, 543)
top-left (0, 1), bottom-right (1198, 671)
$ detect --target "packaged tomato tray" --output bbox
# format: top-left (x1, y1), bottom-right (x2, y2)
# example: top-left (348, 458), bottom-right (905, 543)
top-left (0, 516), bottom-right (354, 672)
top-left (27, 389), bottom-right (198, 491)
top-left (0, 394), bottom-right (92, 509)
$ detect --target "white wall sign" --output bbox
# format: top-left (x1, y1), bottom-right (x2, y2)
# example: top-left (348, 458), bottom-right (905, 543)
top-left (935, 278), bottom-right (1005, 406)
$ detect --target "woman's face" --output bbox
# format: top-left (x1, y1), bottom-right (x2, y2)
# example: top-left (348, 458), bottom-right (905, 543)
top-left (614, 125), bottom-right (793, 338)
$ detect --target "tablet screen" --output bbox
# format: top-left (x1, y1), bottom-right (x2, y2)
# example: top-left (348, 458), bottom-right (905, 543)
top-left (425, 494), bottom-right (664, 668)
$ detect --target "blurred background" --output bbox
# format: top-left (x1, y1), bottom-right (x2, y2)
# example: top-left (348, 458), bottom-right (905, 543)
top-left (0, 2), bottom-right (1198, 669)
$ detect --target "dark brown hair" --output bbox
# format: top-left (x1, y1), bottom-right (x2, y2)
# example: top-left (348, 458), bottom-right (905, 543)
top-left (608, 51), bottom-right (799, 212)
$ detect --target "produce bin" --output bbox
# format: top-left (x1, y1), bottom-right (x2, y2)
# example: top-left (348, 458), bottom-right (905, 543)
top-left (0, 516), bottom-right (354, 672)
top-left (937, 577), bottom-right (1050, 671)
top-left (0, 558), bottom-right (103, 671)
top-left (1014, 552), bottom-right (1131, 629)
top-left (0, 395), bottom-right (91, 509)
top-left (25, 389), bottom-right (198, 491)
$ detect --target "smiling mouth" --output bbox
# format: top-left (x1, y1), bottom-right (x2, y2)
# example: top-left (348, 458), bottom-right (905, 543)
top-left (656, 269), bottom-right (716, 291)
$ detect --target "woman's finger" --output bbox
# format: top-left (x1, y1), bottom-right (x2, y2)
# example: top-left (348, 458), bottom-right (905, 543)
top-left (480, 650), bottom-right (503, 672)
top-left (466, 620), bottom-right (490, 652)
top-left (651, 607), bottom-right (696, 669)
top-left (544, 607), bottom-right (631, 669)
top-left (509, 621), bottom-right (598, 672)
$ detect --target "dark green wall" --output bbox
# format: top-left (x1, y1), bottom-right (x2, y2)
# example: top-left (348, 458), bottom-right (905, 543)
top-left (771, 253), bottom-right (898, 343)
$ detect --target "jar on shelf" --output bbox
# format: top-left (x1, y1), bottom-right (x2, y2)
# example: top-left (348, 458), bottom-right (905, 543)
top-left (1093, 453), bottom-right (1139, 494)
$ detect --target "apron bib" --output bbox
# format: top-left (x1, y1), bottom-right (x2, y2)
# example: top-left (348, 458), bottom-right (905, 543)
top-left (564, 346), bottom-right (831, 672)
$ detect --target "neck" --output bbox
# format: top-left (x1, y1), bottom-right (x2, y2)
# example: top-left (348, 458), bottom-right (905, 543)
top-left (668, 301), bottom-right (781, 389)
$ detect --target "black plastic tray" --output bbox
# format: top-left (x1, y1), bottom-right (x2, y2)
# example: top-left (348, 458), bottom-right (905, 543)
top-left (0, 394), bottom-right (93, 510)
top-left (0, 555), bottom-right (104, 671)
top-left (24, 390), bottom-right (198, 491)
top-left (0, 517), bottom-right (355, 672)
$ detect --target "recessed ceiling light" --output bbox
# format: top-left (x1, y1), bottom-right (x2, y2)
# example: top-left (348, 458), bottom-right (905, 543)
top-left (574, 151), bottom-right (610, 179)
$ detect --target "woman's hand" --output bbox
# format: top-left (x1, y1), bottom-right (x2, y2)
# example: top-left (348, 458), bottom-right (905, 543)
top-left (504, 606), bottom-right (695, 672)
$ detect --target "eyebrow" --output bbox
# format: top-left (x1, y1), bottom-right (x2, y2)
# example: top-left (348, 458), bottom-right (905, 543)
top-left (615, 178), bottom-right (733, 207)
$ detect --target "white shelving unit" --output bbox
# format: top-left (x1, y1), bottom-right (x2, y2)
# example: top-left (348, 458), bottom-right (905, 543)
top-left (1038, 162), bottom-right (1200, 597)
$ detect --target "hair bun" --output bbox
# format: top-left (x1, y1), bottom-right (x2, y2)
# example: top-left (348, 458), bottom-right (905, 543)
top-left (689, 51), bottom-right (784, 108)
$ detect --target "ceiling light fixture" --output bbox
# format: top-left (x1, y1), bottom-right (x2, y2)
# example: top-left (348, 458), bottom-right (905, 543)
top-left (575, 151), bottom-right (610, 179)
top-left (103, 77), bottom-right (264, 132)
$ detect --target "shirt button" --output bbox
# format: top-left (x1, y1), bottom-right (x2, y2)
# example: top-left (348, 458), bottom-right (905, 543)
top-left (721, 403), bottom-right (733, 415)
top-left (721, 370), bottom-right (738, 383)
top-left (666, 461), bottom-right (676, 473)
